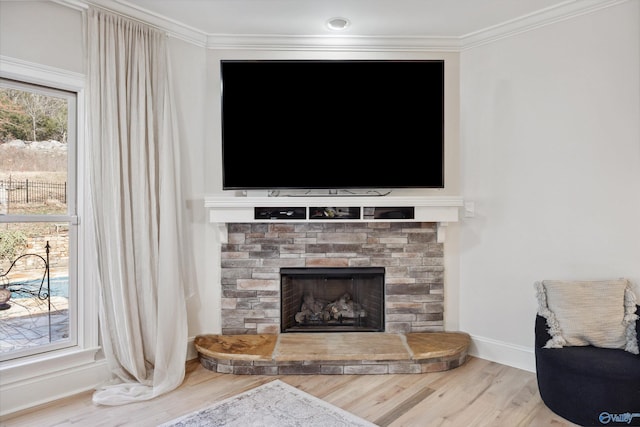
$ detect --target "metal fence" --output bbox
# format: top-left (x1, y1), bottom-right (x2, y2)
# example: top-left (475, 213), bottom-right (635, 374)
top-left (0, 179), bottom-right (66, 205)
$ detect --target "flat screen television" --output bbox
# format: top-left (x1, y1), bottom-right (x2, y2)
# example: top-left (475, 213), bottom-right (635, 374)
top-left (220, 59), bottom-right (444, 191)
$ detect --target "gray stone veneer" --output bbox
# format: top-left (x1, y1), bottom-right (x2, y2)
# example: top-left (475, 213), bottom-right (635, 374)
top-left (220, 222), bottom-right (444, 334)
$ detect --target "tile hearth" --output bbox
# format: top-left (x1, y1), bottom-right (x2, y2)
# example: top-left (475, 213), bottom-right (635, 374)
top-left (194, 331), bottom-right (470, 375)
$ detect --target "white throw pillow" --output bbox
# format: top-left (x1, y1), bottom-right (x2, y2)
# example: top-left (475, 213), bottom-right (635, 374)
top-left (535, 279), bottom-right (639, 354)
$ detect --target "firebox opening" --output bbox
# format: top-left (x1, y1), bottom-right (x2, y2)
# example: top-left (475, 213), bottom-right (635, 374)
top-left (280, 267), bottom-right (385, 333)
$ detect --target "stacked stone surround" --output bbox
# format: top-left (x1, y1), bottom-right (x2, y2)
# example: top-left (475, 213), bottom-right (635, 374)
top-left (221, 221), bottom-right (444, 334)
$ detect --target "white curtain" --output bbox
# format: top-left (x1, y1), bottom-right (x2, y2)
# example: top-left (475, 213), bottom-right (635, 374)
top-left (87, 7), bottom-right (189, 405)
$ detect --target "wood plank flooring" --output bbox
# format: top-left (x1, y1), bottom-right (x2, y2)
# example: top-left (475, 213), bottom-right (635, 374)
top-left (1, 356), bottom-right (578, 427)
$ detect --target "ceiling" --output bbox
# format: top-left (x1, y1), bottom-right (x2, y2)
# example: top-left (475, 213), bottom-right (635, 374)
top-left (118, 0), bottom-right (595, 39)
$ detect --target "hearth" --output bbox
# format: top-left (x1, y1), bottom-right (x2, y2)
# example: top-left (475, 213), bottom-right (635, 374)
top-left (280, 267), bottom-right (385, 332)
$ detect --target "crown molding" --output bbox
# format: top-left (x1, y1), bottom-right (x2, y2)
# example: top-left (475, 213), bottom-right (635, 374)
top-left (204, 34), bottom-right (462, 52)
top-left (52, 0), bottom-right (630, 52)
top-left (461, 0), bottom-right (630, 50)
top-left (53, 0), bottom-right (208, 47)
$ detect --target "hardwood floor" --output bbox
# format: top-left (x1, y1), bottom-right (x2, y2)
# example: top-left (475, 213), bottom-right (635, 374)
top-left (1, 356), bottom-right (577, 427)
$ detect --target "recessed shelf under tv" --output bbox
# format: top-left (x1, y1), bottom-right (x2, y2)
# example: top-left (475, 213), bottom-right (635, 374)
top-left (205, 195), bottom-right (462, 223)
top-left (256, 206), bottom-right (416, 221)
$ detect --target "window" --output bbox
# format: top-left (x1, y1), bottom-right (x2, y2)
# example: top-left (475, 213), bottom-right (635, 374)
top-left (0, 78), bottom-right (78, 361)
top-left (0, 56), bottom-right (100, 416)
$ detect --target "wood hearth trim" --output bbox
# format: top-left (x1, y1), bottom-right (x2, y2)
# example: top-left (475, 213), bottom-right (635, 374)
top-left (193, 332), bottom-right (470, 375)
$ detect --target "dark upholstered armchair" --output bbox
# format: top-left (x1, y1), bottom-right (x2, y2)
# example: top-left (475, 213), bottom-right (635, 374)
top-left (535, 305), bottom-right (640, 426)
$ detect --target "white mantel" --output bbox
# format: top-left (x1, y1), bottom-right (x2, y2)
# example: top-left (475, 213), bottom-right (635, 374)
top-left (204, 195), bottom-right (464, 243)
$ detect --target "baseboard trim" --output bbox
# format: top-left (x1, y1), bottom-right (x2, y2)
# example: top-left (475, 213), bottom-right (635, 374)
top-left (0, 359), bottom-right (109, 417)
top-left (468, 334), bottom-right (536, 373)
top-left (187, 336), bottom-right (198, 360)
top-left (1, 339), bottom-right (198, 417)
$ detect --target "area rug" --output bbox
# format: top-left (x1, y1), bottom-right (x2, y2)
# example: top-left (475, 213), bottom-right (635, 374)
top-left (159, 379), bottom-right (377, 427)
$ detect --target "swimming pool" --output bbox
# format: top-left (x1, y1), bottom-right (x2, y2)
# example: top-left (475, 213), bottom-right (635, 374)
top-left (7, 276), bottom-right (69, 298)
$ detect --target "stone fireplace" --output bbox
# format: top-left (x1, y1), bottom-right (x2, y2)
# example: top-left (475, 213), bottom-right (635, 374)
top-left (197, 196), bottom-right (468, 375)
top-left (220, 221), bottom-right (444, 334)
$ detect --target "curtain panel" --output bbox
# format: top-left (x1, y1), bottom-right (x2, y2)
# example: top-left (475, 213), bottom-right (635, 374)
top-left (87, 7), bottom-right (188, 405)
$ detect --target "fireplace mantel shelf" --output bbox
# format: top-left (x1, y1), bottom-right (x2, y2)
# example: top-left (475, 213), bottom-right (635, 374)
top-left (205, 195), bottom-right (462, 243)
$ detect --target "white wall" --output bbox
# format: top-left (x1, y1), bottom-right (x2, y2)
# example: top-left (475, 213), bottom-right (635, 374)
top-left (0, 1), bottom-right (83, 73)
top-left (459, 0), bottom-right (640, 372)
top-left (165, 37), bottom-right (220, 352)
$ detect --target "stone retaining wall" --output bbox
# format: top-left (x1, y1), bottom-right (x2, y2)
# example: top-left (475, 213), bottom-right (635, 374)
top-left (1, 230), bottom-right (69, 277)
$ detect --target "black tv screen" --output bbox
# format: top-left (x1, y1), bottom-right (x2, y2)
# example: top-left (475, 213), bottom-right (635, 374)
top-left (220, 60), bottom-right (444, 190)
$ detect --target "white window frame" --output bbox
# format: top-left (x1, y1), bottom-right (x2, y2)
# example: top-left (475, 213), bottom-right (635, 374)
top-left (0, 56), bottom-right (103, 416)
top-left (0, 77), bottom-right (79, 360)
